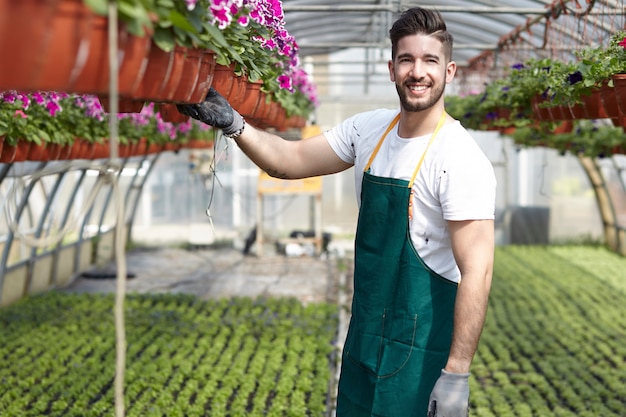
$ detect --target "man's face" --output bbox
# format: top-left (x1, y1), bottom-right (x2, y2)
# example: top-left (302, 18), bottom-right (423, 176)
top-left (389, 34), bottom-right (456, 112)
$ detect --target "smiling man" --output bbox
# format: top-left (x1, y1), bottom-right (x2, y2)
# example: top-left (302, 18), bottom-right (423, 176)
top-left (178, 7), bottom-right (496, 417)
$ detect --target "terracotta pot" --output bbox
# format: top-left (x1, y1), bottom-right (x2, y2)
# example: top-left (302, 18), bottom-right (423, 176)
top-left (162, 142), bottom-right (182, 152)
top-left (159, 46), bottom-right (187, 102)
top-left (98, 97), bottom-right (145, 113)
top-left (531, 96), bottom-right (552, 121)
top-left (134, 138), bottom-right (149, 155)
top-left (158, 103), bottom-right (190, 123)
top-left (237, 80), bottom-right (263, 120)
top-left (0, 0), bottom-right (92, 92)
top-left (90, 142), bottom-right (110, 159)
top-left (581, 88), bottom-right (608, 119)
top-left (599, 80), bottom-right (623, 127)
top-left (28, 142), bottom-right (62, 161)
top-left (145, 143), bottom-right (162, 155)
top-left (212, 63), bottom-right (237, 99)
top-left (65, 141), bottom-right (84, 160)
top-left (568, 103), bottom-right (588, 119)
top-left (12, 142), bottom-right (32, 163)
top-left (548, 105), bottom-right (571, 121)
top-left (611, 73), bottom-right (626, 118)
top-left (69, 13), bottom-right (150, 96)
top-left (184, 139), bottom-right (214, 149)
top-left (57, 144), bottom-right (73, 160)
top-left (228, 74), bottom-right (247, 109)
top-left (187, 50), bottom-right (217, 103)
top-left (134, 43), bottom-right (176, 101)
top-left (0, 143), bottom-right (16, 164)
top-left (170, 47), bottom-right (202, 103)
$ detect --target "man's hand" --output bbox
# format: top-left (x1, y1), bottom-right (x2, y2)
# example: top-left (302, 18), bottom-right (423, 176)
top-left (176, 87), bottom-right (244, 136)
top-left (427, 370), bottom-right (470, 417)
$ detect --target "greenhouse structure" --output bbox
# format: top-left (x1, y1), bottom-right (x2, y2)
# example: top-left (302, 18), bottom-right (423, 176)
top-left (1, 1), bottom-right (626, 416)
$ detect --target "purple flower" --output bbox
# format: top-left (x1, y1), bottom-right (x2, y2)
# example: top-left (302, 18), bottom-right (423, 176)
top-left (567, 71), bottom-right (583, 85)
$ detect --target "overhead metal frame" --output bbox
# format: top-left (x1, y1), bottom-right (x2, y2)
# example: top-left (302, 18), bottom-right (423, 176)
top-left (282, 0), bottom-right (626, 91)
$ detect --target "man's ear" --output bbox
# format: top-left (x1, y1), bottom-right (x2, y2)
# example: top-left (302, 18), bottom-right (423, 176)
top-left (446, 61), bottom-right (457, 83)
top-left (388, 60), bottom-right (396, 82)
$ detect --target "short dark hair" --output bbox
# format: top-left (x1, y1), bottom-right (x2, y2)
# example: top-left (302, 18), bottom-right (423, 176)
top-left (389, 7), bottom-right (453, 61)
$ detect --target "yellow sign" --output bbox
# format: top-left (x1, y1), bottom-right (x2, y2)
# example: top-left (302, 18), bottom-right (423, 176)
top-left (257, 124), bottom-right (323, 195)
top-left (258, 173), bottom-right (322, 194)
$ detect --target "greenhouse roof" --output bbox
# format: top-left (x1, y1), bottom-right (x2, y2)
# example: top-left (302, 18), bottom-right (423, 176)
top-left (283, 0), bottom-right (625, 68)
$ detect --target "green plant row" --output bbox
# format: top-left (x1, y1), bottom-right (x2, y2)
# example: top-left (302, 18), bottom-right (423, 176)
top-left (471, 245), bottom-right (626, 416)
top-left (0, 294), bottom-right (338, 416)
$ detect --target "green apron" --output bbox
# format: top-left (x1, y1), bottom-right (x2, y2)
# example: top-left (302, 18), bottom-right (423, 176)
top-left (336, 113), bottom-right (458, 417)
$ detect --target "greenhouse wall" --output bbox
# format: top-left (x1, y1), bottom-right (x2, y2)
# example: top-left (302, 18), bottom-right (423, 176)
top-left (129, 96), bottom-right (621, 250)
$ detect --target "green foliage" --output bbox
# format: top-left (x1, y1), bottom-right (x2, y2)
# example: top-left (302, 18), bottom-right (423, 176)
top-left (576, 30), bottom-right (626, 90)
top-left (0, 293), bottom-right (338, 416)
top-left (510, 119), bottom-right (626, 158)
top-left (472, 245), bottom-right (626, 416)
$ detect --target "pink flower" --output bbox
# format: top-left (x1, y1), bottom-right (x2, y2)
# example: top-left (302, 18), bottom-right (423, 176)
top-left (46, 100), bottom-right (62, 116)
top-left (14, 109), bottom-right (27, 118)
top-left (619, 37), bottom-right (626, 49)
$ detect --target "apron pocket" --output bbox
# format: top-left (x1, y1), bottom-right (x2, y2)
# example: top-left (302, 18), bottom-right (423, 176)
top-left (345, 310), bottom-right (418, 377)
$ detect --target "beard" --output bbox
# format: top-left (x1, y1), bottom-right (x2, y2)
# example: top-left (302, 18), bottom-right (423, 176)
top-left (395, 78), bottom-right (445, 112)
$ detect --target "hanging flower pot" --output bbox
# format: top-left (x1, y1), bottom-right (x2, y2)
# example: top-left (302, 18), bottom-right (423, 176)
top-left (90, 142), bottom-right (110, 159)
top-left (599, 80), bottom-right (623, 127)
top-left (133, 138), bottom-right (149, 156)
top-left (184, 139), bottom-right (214, 149)
top-left (0, 0), bottom-right (92, 92)
top-left (159, 46), bottom-right (187, 102)
top-left (0, 136), bottom-right (7, 163)
top-left (158, 103), bottom-right (190, 123)
top-left (612, 73), bottom-right (626, 115)
top-left (68, 12), bottom-right (150, 97)
top-left (169, 47), bottom-right (202, 103)
top-left (229, 74), bottom-right (248, 109)
top-left (580, 89), bottom-right (607, 119)
top-left (98, 97), bottom-right (145, 113)
top-left (212, 64), bottom-right (237, 101)
top-left (133, 43), bottom-right (176, 101)
top-left (57, 143), bottom-right (73, 160)
top-left (568, 103), bottom-right (588, 119)
top-left (28, 142), bottom-right (62, 161)
top-left (0, 142), bottom-right (16, 164)
top-left (531, 96), bottom-right (552, 121)
top-left (237, 80), bottom-right (263, 120)
top-left (187, 50), bottom-right (217, 104)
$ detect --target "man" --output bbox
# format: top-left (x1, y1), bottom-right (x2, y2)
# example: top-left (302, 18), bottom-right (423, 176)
top-left (178, 7), bottom-right (495, 417)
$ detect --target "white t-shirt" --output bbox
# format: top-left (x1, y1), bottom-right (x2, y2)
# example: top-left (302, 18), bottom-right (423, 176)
top-left (325, 108), bottom-right (496, 282)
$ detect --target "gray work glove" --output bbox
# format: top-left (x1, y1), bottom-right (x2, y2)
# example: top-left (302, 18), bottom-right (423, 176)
top-left (176, 87), bottom-right (244, 137)
top-left (427, 369), bottom-right (470, 417)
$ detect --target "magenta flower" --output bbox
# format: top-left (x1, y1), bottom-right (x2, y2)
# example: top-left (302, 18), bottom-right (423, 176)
top-left (46, 100), bottom-right (62, 117)
top-left (278, 74), bottom-right (292, 90)
top-left (619, 37), bottom-right (626, 49)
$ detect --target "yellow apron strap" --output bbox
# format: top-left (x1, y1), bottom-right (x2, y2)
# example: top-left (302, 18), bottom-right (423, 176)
top-left (364, 113), bottom-right (401, 171)
top-left (408, 111), bottom-right (447, 188)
